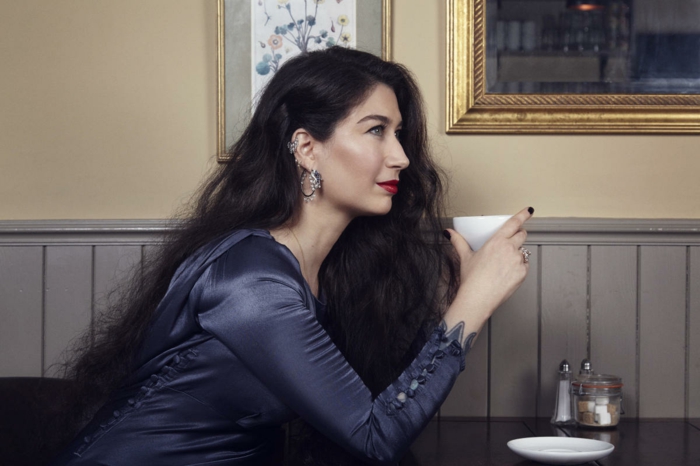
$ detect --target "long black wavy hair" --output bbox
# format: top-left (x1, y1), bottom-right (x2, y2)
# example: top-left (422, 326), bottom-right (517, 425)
top-left (55, 47), bottom-right (458, 464)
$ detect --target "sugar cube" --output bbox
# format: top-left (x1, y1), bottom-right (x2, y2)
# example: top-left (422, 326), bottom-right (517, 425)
top-left (595, 412), bottom-right (612, 425)
top-left (595, 397), bottom-right (609, 405)
top-left (595, 404), bottom-right (608, 414)
top-left (578, 401), bottom-right (595, 412)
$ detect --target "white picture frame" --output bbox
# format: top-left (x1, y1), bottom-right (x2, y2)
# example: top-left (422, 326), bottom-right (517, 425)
top-left (217, 0), bottom-right (392, 161)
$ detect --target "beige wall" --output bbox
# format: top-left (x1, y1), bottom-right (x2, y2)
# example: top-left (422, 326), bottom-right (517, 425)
top-left (0, 0), bottom-right (217, 220)
top-left (1, 0), bottom-right (698, 220)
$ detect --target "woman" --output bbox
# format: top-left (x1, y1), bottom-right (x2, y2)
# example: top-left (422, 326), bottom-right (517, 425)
top-left (50, 47), bottom-right (531, 465)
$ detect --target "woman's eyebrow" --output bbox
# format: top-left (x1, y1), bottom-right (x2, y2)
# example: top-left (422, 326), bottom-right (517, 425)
top-left (356, 114), bottom-right (403, 127)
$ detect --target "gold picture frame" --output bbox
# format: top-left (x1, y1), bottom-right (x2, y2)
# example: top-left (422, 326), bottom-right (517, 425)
top-left (447, 0), bottom-right (700, 134)
top-left (217, 0), bottom-right (393, 161)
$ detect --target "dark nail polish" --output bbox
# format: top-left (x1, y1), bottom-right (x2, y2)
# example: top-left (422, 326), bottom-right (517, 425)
top-left (443, 230), bottom-right (451, 240)
top-left (528, 207), bottom-right (534, 215)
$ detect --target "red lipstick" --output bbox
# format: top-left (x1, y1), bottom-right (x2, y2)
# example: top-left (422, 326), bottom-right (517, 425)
top-left (377, 179), bottom-right (399, 194)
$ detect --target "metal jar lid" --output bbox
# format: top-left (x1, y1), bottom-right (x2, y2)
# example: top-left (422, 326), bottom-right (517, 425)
top-left (572, 374), bottom-right (623, 389)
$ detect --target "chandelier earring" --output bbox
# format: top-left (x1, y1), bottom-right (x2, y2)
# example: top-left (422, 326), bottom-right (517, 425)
top-left (287, 137), bottom-right (303, 168)
top-left (287, 136), bottom-right (322, 202)
top-left (300, 169), bottom-right (322, 202)
top-left (287, 138), bottom-right (299, 155)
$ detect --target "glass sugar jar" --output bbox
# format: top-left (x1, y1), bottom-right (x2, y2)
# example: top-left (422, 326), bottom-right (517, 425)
top-left (572, 374), bottom-right (623, 428)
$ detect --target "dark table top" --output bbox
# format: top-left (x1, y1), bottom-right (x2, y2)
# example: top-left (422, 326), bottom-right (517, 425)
top-left (400, 417), bottom-right (700, 466)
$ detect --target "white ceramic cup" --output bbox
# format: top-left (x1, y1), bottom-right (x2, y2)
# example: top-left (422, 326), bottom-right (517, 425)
top-left (452, 215), bottom-right (512, 251)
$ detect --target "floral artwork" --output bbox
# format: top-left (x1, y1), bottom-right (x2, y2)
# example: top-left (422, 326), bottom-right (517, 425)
top-left (252, 0), bottom-right (357, 104)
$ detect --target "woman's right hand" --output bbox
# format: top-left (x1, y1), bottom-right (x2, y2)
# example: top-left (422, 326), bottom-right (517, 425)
top-left (440, 207), bottom-right (533, 351)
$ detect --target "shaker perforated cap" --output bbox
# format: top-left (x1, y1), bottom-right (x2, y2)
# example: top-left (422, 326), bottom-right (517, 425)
top-left (558, 360), bottom-right (571, 372)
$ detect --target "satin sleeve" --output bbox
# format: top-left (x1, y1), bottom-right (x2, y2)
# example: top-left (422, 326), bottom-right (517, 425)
top-left (196, 236), bottom-right (465, 465)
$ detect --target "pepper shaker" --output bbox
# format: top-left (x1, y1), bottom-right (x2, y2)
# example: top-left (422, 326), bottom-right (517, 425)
top-left (579, 358), bottom-right (593, 377)
top-left (551, 360), bottom-right (575, 425)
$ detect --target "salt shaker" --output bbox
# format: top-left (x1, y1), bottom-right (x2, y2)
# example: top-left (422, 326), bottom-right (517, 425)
top-left (551, 360), bottom-right (575, 425)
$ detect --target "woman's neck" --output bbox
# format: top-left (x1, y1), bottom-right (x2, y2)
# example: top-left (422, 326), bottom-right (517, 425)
top-left (270, 204), bottom-right (352, 297)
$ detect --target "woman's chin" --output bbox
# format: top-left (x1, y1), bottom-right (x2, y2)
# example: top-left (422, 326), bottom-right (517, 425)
top-left (368, 200), bottom-right (394, 217)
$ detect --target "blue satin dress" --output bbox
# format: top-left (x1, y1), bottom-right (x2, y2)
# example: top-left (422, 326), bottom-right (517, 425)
top-left (50, 229), bottom-right (466, 465)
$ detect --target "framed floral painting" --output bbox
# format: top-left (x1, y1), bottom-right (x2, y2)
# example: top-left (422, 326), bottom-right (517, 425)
top-left (217, 0), bottom-right (392, 161)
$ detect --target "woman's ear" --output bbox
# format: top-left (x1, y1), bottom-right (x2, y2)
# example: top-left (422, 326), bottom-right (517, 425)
top-left (291, 129), bottom-right (317, 172)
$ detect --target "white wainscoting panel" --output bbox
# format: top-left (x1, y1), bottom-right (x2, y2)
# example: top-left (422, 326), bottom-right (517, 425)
top-left (590, 246), bottom-right (638, 417)
top-left (489, 244), bottom-right (539, 417)
top-left (690, 247), bottom-right (700, 418)
top-left (639, 246), bottom-right (687, 418)
top-left (44, 246), bottom-right (92, 377)
top-left (94, 245), bottom-right (142, 322)
top-left (538, 245), bottom-right (589, 418)
top-left (0, 246), bottom-right (43, 376)
top-left (1, 219), bottom-right (699, 419)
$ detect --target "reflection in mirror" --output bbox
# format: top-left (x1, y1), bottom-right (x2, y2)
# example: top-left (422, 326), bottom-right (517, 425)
top-left (486, 0), bottom-right (700, 94)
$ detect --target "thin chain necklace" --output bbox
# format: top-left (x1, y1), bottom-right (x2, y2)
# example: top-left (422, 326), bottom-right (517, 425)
top-left (288, 227), bottom-right (307, 276)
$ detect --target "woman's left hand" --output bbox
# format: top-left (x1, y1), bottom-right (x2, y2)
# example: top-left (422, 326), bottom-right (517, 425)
top-left (440, 207), bottom-right (533, 349)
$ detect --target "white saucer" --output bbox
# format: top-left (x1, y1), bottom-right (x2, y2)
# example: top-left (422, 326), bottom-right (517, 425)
top-left (507, 436), bottom-right (614, 465)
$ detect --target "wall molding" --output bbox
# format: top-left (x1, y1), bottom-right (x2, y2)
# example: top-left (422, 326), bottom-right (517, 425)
top-left (524, 218), bottom-right (700, 245)
top-left (0, 220), bottom-right (174, 245)
top-left (1, 218), bottom-right (699, 246)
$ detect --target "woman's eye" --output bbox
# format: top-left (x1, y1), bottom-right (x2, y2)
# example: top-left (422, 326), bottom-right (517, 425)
top-left (369, 125), bottom-right (385, 136)
top-left (394, 129), bottom-right (401, 138)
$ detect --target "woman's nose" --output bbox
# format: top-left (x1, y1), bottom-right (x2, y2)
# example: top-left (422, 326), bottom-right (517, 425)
top-left (387, 139), bottom-right (410, 170)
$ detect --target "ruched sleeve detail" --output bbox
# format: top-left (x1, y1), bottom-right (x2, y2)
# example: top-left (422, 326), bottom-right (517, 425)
top-left (195, 235), bottom-right (465, 465)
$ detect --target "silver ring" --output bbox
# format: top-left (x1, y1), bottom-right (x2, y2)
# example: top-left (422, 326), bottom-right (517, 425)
top-left (519, 247), bottom-right (531, 263)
